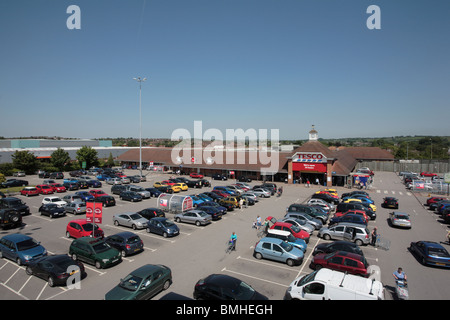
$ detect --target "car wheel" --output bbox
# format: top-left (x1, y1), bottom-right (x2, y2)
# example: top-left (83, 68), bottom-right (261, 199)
top-left (66, 231), bottom-right (71, 238)
top-left (255, 252), bottom-right (263, 260)
top-left (146, 228), bottom-right (151, 233)
top-left (175, 217), bottom-right (181, 223)
top-left (121, 250), bottom-right (127, 257)
top-left (163, 279), bottom-right (171, 291)
top-left (163, 232), bottom-right (168, 238)
top-left (16, 258), bottom-right (23, 266)
top-left (286, 259), bottom-right (295, 267)
top-left (114, 220), bottom-right (119, 226)
top-left (48, 276), bottom-right (55, 287)
top-left (132, 224), bottom-right (137, 230)
top-left (195, 221), bottom-right (201, 226)
top-left (26, 266), bottom-right (33, 276)
top-left (95, 261), bottom-right (102, 269)
top-left (323, 234), bottom-right (331, 240)
top-left (355, 239), bottom-right (363, 246)
top-left (71, 253), bottom-right (78, 261)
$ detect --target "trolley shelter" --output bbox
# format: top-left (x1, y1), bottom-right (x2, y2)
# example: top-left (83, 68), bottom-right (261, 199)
top-left (157, 194), bottom-right (193, 214)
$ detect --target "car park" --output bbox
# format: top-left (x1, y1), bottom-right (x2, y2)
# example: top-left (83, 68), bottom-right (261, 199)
top-left (409, 241), bottom-right (450, 268)
top-left (66, 219), bottom-right (104, 239)
top-left (146, 217), bottom-right (179, 238)
top-left (20, 186), bottom-right (40, 197)
top-left (389, 212), bottom-right (412, 228)
top-left (25, 254), bottom-right (86, 287)
top-left (69, 237), bottom-right (122, 269)
top-left (193, 274), bottom-right (268, 300)
top-left (254, 237), bottom-right (304, 266)
top-left (174, 209), bottom-right (212, 226)
top-left (105, 264), bottom-right (172, 300)
top-left (0, 234), bottom-right (47, 266)
top-left (38, 203), bottom-right (66, 218)
top-left (113, 213), bottom-right (148, 230)
top-left (104, 232), bottom-right (144, 257)
top-left (36, 184), bottom-right (54, 195)
top-left (309, 251), bottom-right (370, 277)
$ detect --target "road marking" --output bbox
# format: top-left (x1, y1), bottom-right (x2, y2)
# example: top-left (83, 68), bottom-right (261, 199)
top-left (221, 266), bottom-right (290, 288)
top-left (236, 256), bottom-right (299, 272)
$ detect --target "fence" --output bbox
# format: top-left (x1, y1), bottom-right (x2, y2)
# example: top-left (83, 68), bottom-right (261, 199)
top-left (356, 159), bottom-right (450, 174)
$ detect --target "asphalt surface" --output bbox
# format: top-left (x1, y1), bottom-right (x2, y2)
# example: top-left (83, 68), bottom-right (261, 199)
top-left (0, 170), bottom-right (449, 300)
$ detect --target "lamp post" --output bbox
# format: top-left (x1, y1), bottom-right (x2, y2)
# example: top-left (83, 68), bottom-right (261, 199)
top-left (133, 76), bottom-right (147, 178)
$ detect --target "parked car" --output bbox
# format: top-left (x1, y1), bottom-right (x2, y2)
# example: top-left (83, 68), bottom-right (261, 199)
top-left (174, 209), bottom-right (212, 226)
top-left (382, 197), bottom-right (399, 209)
top-left (105, 264), bottom-right (172, 300)
top-left (119, 191), bottom-right (143, 202)
top-left (13, 171), bottom-right (25, 177)
top-left (104, 232), bottom-right (144, 257)
top-left (312, 240), bottom-right (364, 257)
top-left (63, 182), bottom-right (79, 191)
top-left (310, 251), bottom-right (370, 277)
top-left (251, 188), bottom-right (271, 198)
top-left (284, 212), bottom-right (323, 230)
top-left (212, 174), bottom-right (228, 181)
top-left (88, 195), bottom-right (116, 207)
top-left (125, 185), bottom-right (151, 199)
top-left (270, 222), bottom-right (310, 243)
top-left (0, 234), bottom-right (47, 265)
top-left (329, 213), bottom-right (368, 226)
top-left (194, 274), bottom-right (268, 300)
top-left (36, 184), bottom-right (54, 195)
top-left (156, 186), bottom-right (174, 194)
top-left (49, 172), bottom-right (64, 179)
top-left (137, 208), bottom-right (165, 220)
top-left (107, 178), bottom-right (123, 185)
top-left (265, 229), bottom-right (307, 252)
top-left (69, 237), bottom-right (121, 269)
top-left (280, 217), bottom-right (314, 235)
top-left (39, 203), bottom-right (66, 218)
top-left (0, 208), bottom-right (23, 229)
top-left (113, 213), bottom-right (148, 230)
top-left (146, 217), bottom-right (179, 238)
top-left (25, 254), bottom-right (86, 287)
top-left (426, 197), bottom-right (447, 206)
top-left (409, 241), bottom-right (450, 268)
top-left (254, 237), bottom-right (304, 266)
top-left (198, 206), bottom-right (223, 220)
top-left (389, 211), bottom-right (411, 228)
top-left (64, 202), bottom-right (87, 215)
top-left (0, 179), bottom-right (28, 188)
top-left (75, 191), bottom-right (95, 202)
top-left (47, 183), bottom-right (66, 193)
top-left (311, 192), bottom-right (339, 205)
top-left (66, 219), bottom-right (104, 239)
top-left (86, 179), bottom-right (102, 188)
top-left (190, 172), bottom-right (204, 179)
top-left (20, 187), bottom-right (40, 197)
top-left (318, 223), bottom-right (370, 246)
top-left (0, 197), bottom-right (30, 216)
top-left (42, 196), bottom-right (67, 208)
top-left (197, 201), bottom-right (227, 215)
top-left (111, 184), bottom-right (127, 195)
top-left (145, 187), bottom-right (162, 198)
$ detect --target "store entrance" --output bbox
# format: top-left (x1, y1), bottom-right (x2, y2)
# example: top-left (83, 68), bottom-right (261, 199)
top-left (294, 172), bottom-right (325, 186)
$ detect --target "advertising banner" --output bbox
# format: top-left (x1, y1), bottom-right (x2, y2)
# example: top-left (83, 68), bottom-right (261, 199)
top-left (86, 202), bottom-right (103, 223)
top-left (292, 162), bottom-right (327, 173)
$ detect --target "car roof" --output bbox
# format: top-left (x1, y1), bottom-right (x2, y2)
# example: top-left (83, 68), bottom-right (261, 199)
top-left (131, 264), bottom-right (168, 278)
top-left (2, 233), bottom-right (32, 242)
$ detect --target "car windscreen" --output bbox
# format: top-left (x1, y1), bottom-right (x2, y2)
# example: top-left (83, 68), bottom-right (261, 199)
top-left (130, 213), bottom-right (143, 220)
top-left (231, 281), bottom-right (256, 300)
top-left (160, 219), bottom-right (175, 227)
top-left (92, 242), bottom-right (111, 254)
top-left (126, 236), bottom-right (141, 244)
top-left (16, 239), bottom-right (40, 251)
top-left (280, 241), bottom-right (294, 252)
top-left (428, 247), bottom-right (450, 258)
top-left (119, 274), bottom-right (144, 291)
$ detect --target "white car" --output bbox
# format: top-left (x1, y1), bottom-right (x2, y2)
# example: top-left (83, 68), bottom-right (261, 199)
top-left (307, 198), bottom-right (335, 211)
top-left (42, 196), bottom-right (67, 208)
top-left (106, 178), bottom-right (122, 185)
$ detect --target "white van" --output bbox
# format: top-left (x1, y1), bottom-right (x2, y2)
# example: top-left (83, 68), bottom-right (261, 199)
top-left (284, 268), bottom-right (384, 300)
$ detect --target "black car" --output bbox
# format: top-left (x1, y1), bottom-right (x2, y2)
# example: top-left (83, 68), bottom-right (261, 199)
top-left (38, 172), bottom-right (51, 178)
top-left (119, 191), bottom-right (142, 202)
top-left (0, 179), bottom-right (29, 188)
top-left (382, 197), bottom-right (399, 209)
top-left (212, 174), bottom-right (228, 181)
top-left (313, 240), bottom-right (364, 257)
top-left (39, 203), bottom-right (66, 218)
top-left (86, 180), bottom-right (102, 188)
top-left (336, 202), bottom-right (376, 220)
top-left (202, 192), bottom-right (225, 202)
top-left (286, 204), bottom-right (328, 224)
top-left (341, 191), bottom-right (369, 199)
top-left (199, 179), bottom-right (211, 187)
top-left (0, 197), bottom-right (30, 215)
top-left (194, 274), bottom-right (268, 300)
top-left (238, 176), bottom-right (252, 182)
top-left (137, 208), bottom-right (165, 220)
top-left (197, 201), bottom-right (227, 215)
top-left (63, 182), bottom-right (79, 191)
top-left (25, 254), bottom-right (86, 287)
top-left (145, 188), bottom-right (162, 198)
top-left (77, 181), bottom-right (89, 189)
top-left (311, 192), bottom-right (339, 205)
top-left (111, 184), bottom-right (127, 195)
top-left (0, 209), bottom-right (22, 229)
top-left (104, 232), bottom-right (144, 257)
top-left (156, 186), bottom-right (174, 194)
top-left (87, 196), bottom-right (116, 207)
top-left (199, 206), bottom-right (222, 220)
top-left (184, 179), bottom-right (203, 188)
top-left (49, 172), bottom-right (64, 179)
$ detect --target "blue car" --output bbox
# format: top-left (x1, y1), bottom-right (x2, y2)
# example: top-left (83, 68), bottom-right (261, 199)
top-left (87, 179), bottom-right (102, 188)
top-left (189, 195), bottom-right (205, 207)
top-left (344, 195), bottom-right (374, 204)
top-left (197, 201), bottom-right (227, 215)
top-left (409, 241), bottom-right (450, 268)
top-left (145, 188), bottom-right (162, 198)
top-left (0, 234), bottom-right (47, 265)
top-left (75, 191), bottom-right (95, 202)
top-left (197, 193), bottom-right (213, 202)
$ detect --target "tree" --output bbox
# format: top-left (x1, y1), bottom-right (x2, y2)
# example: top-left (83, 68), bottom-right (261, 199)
top-left (76, 146), bottom-right (99, 169)
top-left (51, 148), bottom-right (70, 171)
top-left (106, 152), bottom-right (115, 167)
top-left (11, 150), bottom-right (39, 174)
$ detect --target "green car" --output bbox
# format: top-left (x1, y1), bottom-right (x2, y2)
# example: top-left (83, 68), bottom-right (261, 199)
top-left (105, 264), bottom-right (172, 300)
top-left (69, 237), bottom-right (121, 269)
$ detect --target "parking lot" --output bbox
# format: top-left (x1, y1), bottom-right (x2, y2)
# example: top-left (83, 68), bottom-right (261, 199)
top-left (0, 170), bottom-right (449, 300)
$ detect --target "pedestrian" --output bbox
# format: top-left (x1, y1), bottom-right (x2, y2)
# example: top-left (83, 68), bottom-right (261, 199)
top-left (239, 198), bottom-right (244, 209)
top-left (306, 179), bottom-right (310, 188)
top-left (256, 215), bottom-right (262, 229)
top-left (315, 178), bottom-right (319, 185)
top-left (371, 227), bottom-right (378, 246)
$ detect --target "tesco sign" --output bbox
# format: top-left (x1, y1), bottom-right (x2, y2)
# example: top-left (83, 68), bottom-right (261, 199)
top-left (293, 152), bottom-right (327, 163)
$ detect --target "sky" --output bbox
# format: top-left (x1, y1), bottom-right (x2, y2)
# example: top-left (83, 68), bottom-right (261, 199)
top-left (0, 0), bottom-right (449, 141)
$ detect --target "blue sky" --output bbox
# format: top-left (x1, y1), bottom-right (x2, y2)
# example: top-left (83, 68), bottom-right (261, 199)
top-left (0, 0), bottom-right (449, 140)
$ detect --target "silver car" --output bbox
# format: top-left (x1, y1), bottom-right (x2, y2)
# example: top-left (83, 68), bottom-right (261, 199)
top-left (174, 209), bottom-right (212, 226)
top-left (281, 217), bottom-right (314, 234)
top-left (251, 188), bottom-right (271, 198)
top-left (113, 213), bottom-right (148, 230)
top-left (284, 212), bottom-right (323, 230)
top-left (126, 185), bottom-right (151, 199)
top-left (64, 202), bottom-right (86, 215)
top-left (107, 178), bottom-right (122, 185)
top-left (241, 193), bottom-right (259, 202)
top-left (120, 177), bottom-right (131, 184)
top-left (389, 211), bottom-right (411, 228)
top-left (318, 222), bottom-right (371, 246)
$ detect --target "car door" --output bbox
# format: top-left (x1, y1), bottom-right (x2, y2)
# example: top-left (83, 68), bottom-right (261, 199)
top-left (71, 222), bottom-right (84, 238)
top-left (78, 243), bottom-right (95, 265)
top-left (326, 255), bottom-right (344, 272)
top-left (270, 243), bottom-right (286, 263)
top-left (1, 240), bottom-right (15, 260)
top-left (331, 225), bottom-right (345, 240)
top-left (35, 260), bottom-right (54, 280)
top-left (343, 227), bottom-right (355, 241)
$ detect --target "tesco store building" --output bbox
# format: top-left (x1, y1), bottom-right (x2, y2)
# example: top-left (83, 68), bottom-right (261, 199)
top-left (288, 151), bottom-right (333, 186)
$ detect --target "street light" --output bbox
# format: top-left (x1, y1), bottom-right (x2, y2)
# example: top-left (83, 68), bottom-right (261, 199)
top-left (133, 76), bottom-right (147, 178)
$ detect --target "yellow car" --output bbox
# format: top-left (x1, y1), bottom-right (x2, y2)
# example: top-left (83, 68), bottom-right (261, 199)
top-left (343, 198), bottom-right (377, 212)
top-left (173, 183), bottom-right (188, 191)
top-left (153, 181), bottom-right (168, 188)
top-left (171, 185), bottom-right (181, 193)
top-left (324, 188), bottom-right (338, 197)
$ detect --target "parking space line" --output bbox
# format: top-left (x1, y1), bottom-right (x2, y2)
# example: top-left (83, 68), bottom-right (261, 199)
top-left (0, 283), bottom-right (29, 300)
top-left (18, 275), bottom-right (33, 293)
top-left (4, 267), bottom-right (21, 285)
top-left (236, 256), bottom-right (299, 273)
top-left (221, 267), bottom-right (290, 288)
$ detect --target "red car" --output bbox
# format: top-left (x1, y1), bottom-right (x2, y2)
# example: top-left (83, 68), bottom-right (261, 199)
top-left (20, 187), bottom-right (40, 197)
top-left (310, 251), bottom-right (370, 277)
top-left (212, 190), bottom-right (230, 198)
top-left (421, 172), bottom-right (438, 177)
top-left (66, 219), bottom-right (104, 239)
top-left (48, 183), bottom-right (66, 193)
top-left (161, 180), bottom-right (177, 186)
top-left (36, 184), bottom-right (54, 195)
top-left (426, 197), bottom-right (447, 206)
top-left (89, 189), bottom-right (109, 198)
top-left (270, 222), bottom-right (310, 242)
top-left (190, 172), bottom-right (204, 179)
top-left (333, 210), bottom-right (369, 223)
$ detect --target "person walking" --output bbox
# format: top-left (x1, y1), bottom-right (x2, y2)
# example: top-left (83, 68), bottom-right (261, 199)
top-left (371, 227), bottom-right (378, 246)
top-left (256, 215), bottom-right (262, 230)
